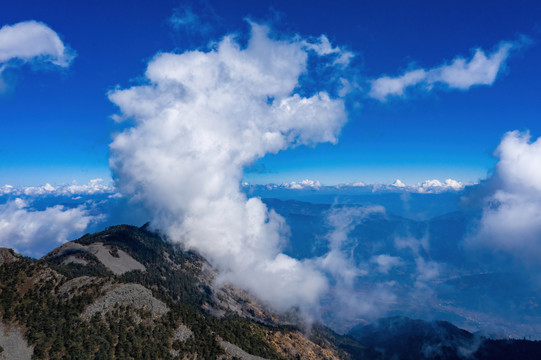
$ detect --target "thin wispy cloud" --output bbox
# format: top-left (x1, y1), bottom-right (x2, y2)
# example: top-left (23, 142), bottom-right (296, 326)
top-left (169, 7), bottom-right (211, 34)
top-left (168, 3), bottom-right (222, 37)
top-left (301, 34), bottom-right (354, 66)
top-left (369, 39), bottom-right (526, 101)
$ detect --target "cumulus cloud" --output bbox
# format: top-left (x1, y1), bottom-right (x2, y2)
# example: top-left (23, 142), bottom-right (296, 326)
top-left (0, 198), bottom-right (100, 257)
top-left (109, 22), bottom-right (349, 312)
top-left (469, 131), bottom-right (541, 261)
top-left (0, 20), bottom-right (75, 85)
top-left (369, 40), bottom-right (521, 101)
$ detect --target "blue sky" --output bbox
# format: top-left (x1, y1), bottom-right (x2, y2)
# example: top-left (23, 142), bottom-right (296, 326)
top-left (4, 2), bottom-right (541, 336)
top-left (1, 0), bottom-right (541, 186)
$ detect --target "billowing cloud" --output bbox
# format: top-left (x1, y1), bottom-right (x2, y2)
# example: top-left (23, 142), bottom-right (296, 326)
top-left (0, 20), bottom-right (74, 72)
top-left (369, 40), bottom-right (520, 101)
top-left (468, 131), bottom-right (541, 261)
top-left (0, 198), bottom-right (100, 257)
top-left (109, 23), bottom-right (350, 311)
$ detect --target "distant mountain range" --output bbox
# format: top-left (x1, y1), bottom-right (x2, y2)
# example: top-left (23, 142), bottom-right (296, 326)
top-left (263, 199), bottom-right (541, 338)
top-left (0, 224), bottom-right (540, 359)
top-left (349, 316), bottom-right (541, 360)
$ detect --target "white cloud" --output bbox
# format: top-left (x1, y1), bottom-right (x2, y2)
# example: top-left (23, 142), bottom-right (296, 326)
top-left (430, 44), bottom-right (512, 89)
top-left (351, 181), bottom-right (366, 187)
top-left (0, 185), bottom-right (14, 195)
top-left (302, 34), bottom-right (354, 66)
top-left (371, 254), bottom-right (402, 274)
top-left (416, 179), bottom-right (464, 193)
top-left (2, 179), bottom-right (115, 197)
top-left (415, 257), bottom-right (441, 282)
top-left (0, 20), bottom-right (75, 68)
top-left (494, 131), bottom-right (541, 192)
top-left (316, 206), bottom-right (395, 326)
top-left (395, 235), bottom-right (429, 255)
top-left (369, 40), bottom-right (520, 101)
top-left (283, 179), bottom-right (322, 190)
top-left (0, 198), bottom-right (100, 257)
top-left (388, 179), bottom-right (464, 193)
top-left (370, 69), bottom-right (426, 101)
top-left (319, 206), bottom-right (384, 284)
top-left (469, 131), bottom-right (541, 261)
top-left (109, 22), bottom-right (348, 312)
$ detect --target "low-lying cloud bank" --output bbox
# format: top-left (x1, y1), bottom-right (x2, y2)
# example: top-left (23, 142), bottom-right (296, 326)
top-left (0, 198), bottom-right (101, 257)
top-left (0, 178), bottom-right (116, 197)
top-left (249, 178), bottom-right (466, 193)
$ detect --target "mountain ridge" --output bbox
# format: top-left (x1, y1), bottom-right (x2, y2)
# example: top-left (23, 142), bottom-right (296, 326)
top-left (0, 224), bottom-right (540, 359)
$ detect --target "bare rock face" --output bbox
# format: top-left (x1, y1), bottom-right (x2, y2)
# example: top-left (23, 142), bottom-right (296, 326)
top-left (169, 324), bottom-right (194, 358)
top-left (172, 324), bottom-right (193, 342)
top-left (86, 242), bottom-right (146, 275)
top-left (0, 323), bottom-right (33, 360)
top-left (47, 241), bottom-right (146, 275)
top-left (0, 248), bottom-right (20, 265)
top-left (82, 283), bottom-right (169, 320)
top-left (62, 255), bottom-right (88, 266)
top-left (219, 340), bottom-right (269, 360)
top-left (268, 331), bottom-right (343, 360)
top-left (58, 276), bottom-right (103, 297)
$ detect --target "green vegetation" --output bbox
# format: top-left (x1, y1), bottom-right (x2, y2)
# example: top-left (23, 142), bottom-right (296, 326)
top-left (212, 316), bottom-right (285, 359)
top-left (46, 250), bottom-right (113, 278)
top-left (78, 225), bottom-right (210, 306)
top-left (0, 225), bottom-right (295, 359)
